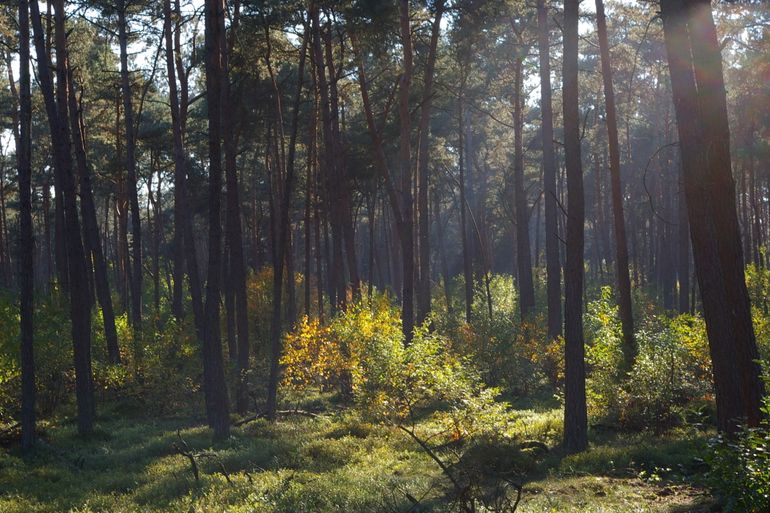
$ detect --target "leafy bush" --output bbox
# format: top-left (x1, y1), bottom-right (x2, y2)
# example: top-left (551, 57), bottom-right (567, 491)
top-left (585, 288), bottom-right (712, 432)
top-left (585, 287), bottom-right (625, 419)
top-left (707, 367), bottom-right (770, 513)
top-left (620, 316), bottom-right (712, 432)
top-left (435, 274), bottom-right (558, 394)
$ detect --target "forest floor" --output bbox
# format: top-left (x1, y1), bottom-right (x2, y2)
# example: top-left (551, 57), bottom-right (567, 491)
top-left (0, 398), bottom-right (719, 513)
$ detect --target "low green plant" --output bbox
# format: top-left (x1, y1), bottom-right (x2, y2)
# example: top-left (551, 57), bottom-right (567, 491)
top-left (706, 366), bottom-right (770, 513)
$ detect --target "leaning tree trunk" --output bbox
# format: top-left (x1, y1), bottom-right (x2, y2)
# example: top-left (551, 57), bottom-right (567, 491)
top-left (31, 0), bottom-right (95, 435)
top-left (67, 67), bottom-right (121, 365)
top-left (661, 0), bottom-right (764, 432)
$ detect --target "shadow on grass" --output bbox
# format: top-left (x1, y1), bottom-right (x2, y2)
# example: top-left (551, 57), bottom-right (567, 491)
top-left (0, 414), bottom-right (330, 511)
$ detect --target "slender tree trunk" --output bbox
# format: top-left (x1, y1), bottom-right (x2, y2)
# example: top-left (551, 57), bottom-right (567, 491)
top-left (32, 0), bottom-right (95, 435)
top-left (117, 0), bottom-right (143, 345)
top-left (219, 3), bottom-right (251, 415)
top-left (398, 0), bottom-right (415, 344)
top-left (513, 55), bottom-right (535, 321)
top-left (18, 0), bottom-right (35, 450)
top-left (266, 19), bottom-right (309, 419)
top-left (538, 0), bottom-right (561, 338)
top-left (169, 0), bottom-right (185, 321)
top-left (415, 0), bottom-right (445, 325)
top-left (677, 171), bottom-right (690, 314)
top-left (163, 0), bottom-right (203, 333)
top-left (202, 0), bottom-right (230, 439)
top-left (562, 0), bottom-right (588, 453)
top-left (595, 0), bottom-right (635, 368)
top-left (42, 177), bottom-right (52, 293)
top-left (304, 93), bottom-right (317, 316)
top-left (67, 65), bottom-right (121, 364)
top-left (458, 69), bottom-right (473, 324)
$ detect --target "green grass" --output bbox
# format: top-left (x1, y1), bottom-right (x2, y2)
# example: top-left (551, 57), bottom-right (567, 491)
top-left (0, 406), bottom-right (716, 513)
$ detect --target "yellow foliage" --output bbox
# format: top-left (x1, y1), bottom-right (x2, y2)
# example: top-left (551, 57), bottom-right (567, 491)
top-left (280, 316), bottom-right (349, 392)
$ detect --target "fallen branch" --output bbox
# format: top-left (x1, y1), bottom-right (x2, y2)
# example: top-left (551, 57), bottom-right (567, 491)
top-left (233, 409), bottom-right (321, 426)
top-left (173, 430), bottom-right (199, 485)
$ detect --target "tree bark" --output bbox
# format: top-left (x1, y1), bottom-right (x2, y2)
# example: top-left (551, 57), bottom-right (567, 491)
top-left (117, 0), bottom-right (143, 343)
top-left (31, 0), bottom-right (95, 435)
top-left (398, 0), bottom-right (415, 344)
top-left (18, 0), bottom-right (35, 450)
top-left (163, 0), bottom-right (203, 335)
top-left (595, 0), bottom-right (635, 368)
top-left (562, 0), bottom-right (588, 454)
top-left (67, 65), bottom-right (121, 364)
top-left (202, 0), bottom-right (231, 439)
top-left (661, 0), bottom-right (764, 432)
top-left (266, 18), bottom-right (309, 419)
top-left (513, 54), bottom-right (535, 321)
top-left (415, 0), bottom-right (445, 325)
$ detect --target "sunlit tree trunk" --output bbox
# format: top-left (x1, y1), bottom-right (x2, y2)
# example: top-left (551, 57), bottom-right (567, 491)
top-left (661, 0), bottom-right (764, 432)
top-left (538, 0), bottom-right (561, 339)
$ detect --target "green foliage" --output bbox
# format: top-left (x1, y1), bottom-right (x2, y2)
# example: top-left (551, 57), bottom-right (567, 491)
top-left (0, 294), bottom-right (73, 423)
top-left (585, 288), bottom-right (713, 432)
top-left (435, 274), bottom-right (559, 393)
top-left (585, 287), bottom-right (625, 418)
top-left (706, 367), bottom-right (770, 513)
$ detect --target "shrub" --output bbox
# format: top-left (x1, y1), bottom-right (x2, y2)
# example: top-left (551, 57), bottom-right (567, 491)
top-left (707, 366), bottom-right (770, 513)
top-left (435, 274), bottom-right (556, 394)
top-left (585, 288), bottom-right (713, 432)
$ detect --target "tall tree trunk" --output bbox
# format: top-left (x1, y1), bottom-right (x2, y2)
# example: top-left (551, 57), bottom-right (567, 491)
top-left (117, 0), bottom-right (143, 344)
top-left (202, 0), bottom-right (230, 439)
top-left (677, 171), bottom-right (690, 314)
top-left (42, 177), bottom-right (52, 293)
top-left (661, 0), bottom-right (764, 432)
top-left (163, 0), bottom-right (203, 333)
top-left (513, 54), bottom-right (535, 321)
top-left (18, 0), bottom-right (35, 450)
top-left (266, 19), bottom-right (309, 419)
top-left (31, 0), bottom-right (95, 435)
top-left (398, 0), bottom-right (415, 345)
top-left (415, 0), bottom-right (445, 325)
top-left (219, 2), bottom-right (251, 415)
top-left (305, 90), bottom-right (317, 316)
top-left (687, 0), bottom-right (764, 427)
top-left (323, 31), bottom-right (360, 304)
top-left (458, 68), bottom-right (473, 324)
top-left (67, 66), bottom-right (121, 364)
top-left (595, 0), bottom-right (635, 368)
top-left (562, 0), bottom-right (588, 454)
